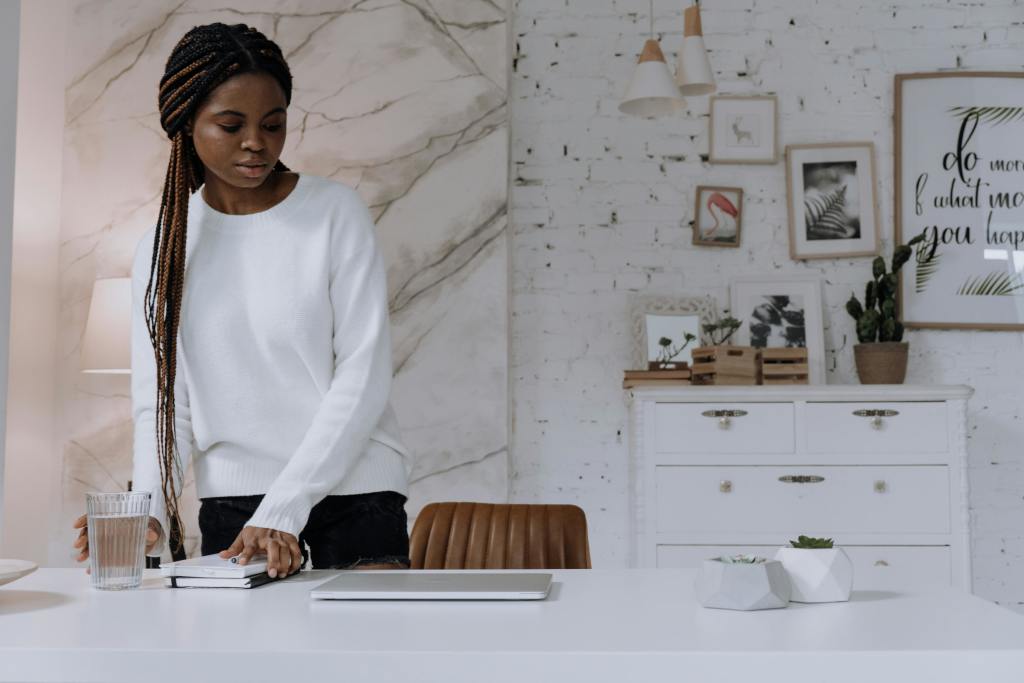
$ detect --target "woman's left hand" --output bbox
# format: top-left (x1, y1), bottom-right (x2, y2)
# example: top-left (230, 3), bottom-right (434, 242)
top-left (219, 526), bottom-right (302, 578)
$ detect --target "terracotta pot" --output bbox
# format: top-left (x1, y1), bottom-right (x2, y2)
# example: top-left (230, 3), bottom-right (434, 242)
top-left (853, 342), bottom-right (909, 384)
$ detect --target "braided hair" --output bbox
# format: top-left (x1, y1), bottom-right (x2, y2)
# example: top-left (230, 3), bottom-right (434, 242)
top-left (151, 23), bottom-right (292, 552)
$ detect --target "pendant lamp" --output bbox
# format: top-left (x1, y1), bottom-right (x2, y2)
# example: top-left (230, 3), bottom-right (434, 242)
top-left (620, 0), bottom-right (685, 117)
top-left (675, 3), bottom-right (715, 96)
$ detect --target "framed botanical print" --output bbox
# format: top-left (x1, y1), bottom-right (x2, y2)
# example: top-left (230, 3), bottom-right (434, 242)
top-left (693, 185), bottom-right (743, 247)
top-left (785, 142), bottom-right (880, 260)
top-left (709, 95), bottom-right (778, 164)
top-left (629, 295), bottom-right (718, 370)
top-left (895, 71), bottom-right (1024, 330)
top-left (729, 276), bottom-right (826, 385)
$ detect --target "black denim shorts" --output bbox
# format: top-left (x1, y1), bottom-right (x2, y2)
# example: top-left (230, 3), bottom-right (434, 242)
top-left (198, 490), bottom-right (410, 570)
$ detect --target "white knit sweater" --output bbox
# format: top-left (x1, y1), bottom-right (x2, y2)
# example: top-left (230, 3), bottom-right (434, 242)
top-left (130, 173), bottom-right (411, 550)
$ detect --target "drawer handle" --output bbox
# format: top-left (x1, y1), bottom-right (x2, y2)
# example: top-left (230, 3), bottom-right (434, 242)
top-left (853, 408), bottom-right (899, 429)
top-left (702, 409), bottom-right (748, 429)
top-left (874, 560), bottom-right (890, 567)
top-left (778, 475), bottom-right (825, 484)
top-left (719, 480), bottom-right (732, 493)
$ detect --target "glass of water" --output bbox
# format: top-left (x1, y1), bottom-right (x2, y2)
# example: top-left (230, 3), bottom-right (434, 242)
top-left (85, 491), bottom-right (151, 590)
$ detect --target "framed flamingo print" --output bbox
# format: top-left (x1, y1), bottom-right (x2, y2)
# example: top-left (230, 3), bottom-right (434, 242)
top-left (785, 142), bottom-right (880, 260)
top-left (693, 185), bottom-right (743, 247)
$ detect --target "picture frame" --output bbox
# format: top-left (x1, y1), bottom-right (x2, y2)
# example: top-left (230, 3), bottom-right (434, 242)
top-left (629, 295), bottom-right (719, 370)
top-left (709, 95), bottom-right (778, 164)
top-left (729, 276), bottom-right (826, 385)
top-left (693, 185), bottom-right (743, 247)
top-left (895, 71), bottom-right (1024, 330)
top-left (785, 142), bottom-right (880, 260)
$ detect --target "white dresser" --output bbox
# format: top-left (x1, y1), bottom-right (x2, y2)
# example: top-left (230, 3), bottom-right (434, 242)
top-left (627, 385), bottom-right (974, 592)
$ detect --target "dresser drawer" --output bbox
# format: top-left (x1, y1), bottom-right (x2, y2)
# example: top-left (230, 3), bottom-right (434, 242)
top-left (654, 403), bottom-right (794, 454)
top-left (655, 465), bottom-right (950, 535)
top-left (656, 544), bottom-right (951, 590)
top-left (804, 402), bottom-right (948, 454)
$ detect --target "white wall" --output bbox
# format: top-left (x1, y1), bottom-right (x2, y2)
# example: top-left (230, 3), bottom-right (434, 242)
top-left (0, 0), bottom-right (20, 550)
top-left (508, 0), bottom-right (1024, 613)
top-left (1, 0), bottom-right (66, 564)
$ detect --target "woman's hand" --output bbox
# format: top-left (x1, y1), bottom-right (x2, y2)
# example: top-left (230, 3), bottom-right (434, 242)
top-left (72, 515), bottom-right (164, 571)
top-left (219, 526), bottom-right (302, 578)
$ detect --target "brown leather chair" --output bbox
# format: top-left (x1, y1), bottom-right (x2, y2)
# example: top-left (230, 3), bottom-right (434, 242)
top-left (409, 502), bottom-right (591, 569)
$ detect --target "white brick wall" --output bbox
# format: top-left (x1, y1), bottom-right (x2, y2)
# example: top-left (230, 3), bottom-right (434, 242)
top-left (509, 0), bottom-right (1024, 611)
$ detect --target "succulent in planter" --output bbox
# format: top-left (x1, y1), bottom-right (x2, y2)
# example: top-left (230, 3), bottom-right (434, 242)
top-left (775, 534), bottom-right (853, 603)
top-left (716, 554), bottom-right (767, 564)
top-left (702, 310), bottom-right (742, 346)
top-left (788, 535), bottom-right (834, 549)
top-left (696, 554), bottom-right (790, 610)
top-left (844, 234), bottom-right (925, 384)
top-left (655, 333), bottom-right (697, 369)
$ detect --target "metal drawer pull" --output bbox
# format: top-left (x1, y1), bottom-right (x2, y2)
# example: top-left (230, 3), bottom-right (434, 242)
top-left (874, 480), bottom-right (888, 493)
top-left (874, 560), bottom-right (890, 567)
top-left (702, 409), bottom-right (748, 429)
top-left (778, 475), bottom-right (825, 484)
top-left (719, 480), bottom-right (732, 493)
top-left (853, 408), bottom-right (899, 429)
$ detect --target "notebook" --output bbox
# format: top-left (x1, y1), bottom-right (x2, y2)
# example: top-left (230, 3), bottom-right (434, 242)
top-left (159, 553), bottom-right (268, 579)
top-left (310, 572), bottom-right (553, 601)
top-left (165, 572), bottom-right (277, 589)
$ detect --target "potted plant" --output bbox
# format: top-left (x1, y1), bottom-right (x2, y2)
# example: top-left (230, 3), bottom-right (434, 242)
top-left (692, 311), bottom-right (761, 385)
top-left (650, 332), bottom-right (697, 371)
top-left (845, 234), bottom-right (924, 384)
top-left (695, 554), bottom-right (791, 611)
top-left (773, 536), bottom-right (853, 603)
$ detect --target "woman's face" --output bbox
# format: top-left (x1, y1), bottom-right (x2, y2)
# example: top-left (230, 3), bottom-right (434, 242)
top-left (186, 71), bottom-right (288, 189)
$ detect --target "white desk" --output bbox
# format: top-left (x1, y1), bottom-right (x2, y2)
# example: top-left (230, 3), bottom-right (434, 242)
top-left (1, 569), bottom-right (1022, 682)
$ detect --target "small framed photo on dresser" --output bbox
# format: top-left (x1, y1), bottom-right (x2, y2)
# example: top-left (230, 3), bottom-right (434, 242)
top-left (785, 142), bottom-right (880, 260)
top-left (709, 95), bottom-right (778, 164)
top-left (693, 186), bottom-right (743, 247)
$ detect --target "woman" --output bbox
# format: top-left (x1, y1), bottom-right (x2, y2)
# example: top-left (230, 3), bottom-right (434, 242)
top-left (73, 23), bottom-right (412, 578)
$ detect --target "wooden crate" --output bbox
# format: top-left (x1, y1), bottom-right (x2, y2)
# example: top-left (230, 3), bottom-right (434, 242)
top-left (690, 346), bottom-right (762, 385)
top-left (623, 369), bottom-right (691, 389)
top-left (761, 347), bottom-right (809, 385)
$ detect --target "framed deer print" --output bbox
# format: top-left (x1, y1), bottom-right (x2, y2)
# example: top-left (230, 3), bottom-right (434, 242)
top-left (895, 71), bottom-right (1024, 330)
top-left (785, 142), bottom-right (880, 260)
top-left (709, 95), bottom-right (778, 164)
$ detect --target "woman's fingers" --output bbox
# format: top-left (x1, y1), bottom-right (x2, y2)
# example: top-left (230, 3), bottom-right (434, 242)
top-left (218, 533), bottom-right (246, 560)
top-left (287, 537), bottom-right (303, 574)
top-left (266, 539), bottom-right (280, 578)
top-left (73, 520), bottom-right (89, 562)
top-left (72, 514), bottom-right (86, 530)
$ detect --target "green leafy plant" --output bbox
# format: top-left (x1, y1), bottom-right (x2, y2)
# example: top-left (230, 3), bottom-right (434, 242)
top-left (788, 535), bottom-right (834, 549)
top-left (656, 333), bottom-right (697, 368)
top-left (845, 234), bottom-right (925, 343)
top-left (717, 554), bottom-right (767, 564)
top-left (702, 310), bottom-right (741, 346)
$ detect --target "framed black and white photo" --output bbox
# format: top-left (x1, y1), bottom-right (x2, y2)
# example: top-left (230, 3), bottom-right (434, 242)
top-left (709, 95), bottom-right (778, 164)
top-left (896, 71), bottom-right (1024, 330)
top-left (629, 295), bottom-right (718, 370)
top-left (785, 142), bottom-right (880, 260)
top-left (729, 276), bottom-right (826, 384)
top-left (693, 185), bottom-right (743, 247)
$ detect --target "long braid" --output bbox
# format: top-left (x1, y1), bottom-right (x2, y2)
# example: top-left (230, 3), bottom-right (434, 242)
top-left (150, 23), bottom-right (293, 553)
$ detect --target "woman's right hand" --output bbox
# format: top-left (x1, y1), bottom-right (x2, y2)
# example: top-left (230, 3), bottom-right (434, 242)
top-left (72, 515), bottom-right (165, 568)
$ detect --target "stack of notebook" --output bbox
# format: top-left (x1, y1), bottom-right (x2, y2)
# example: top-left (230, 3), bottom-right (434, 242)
top-left (160, 553), bottom-right (276, 588)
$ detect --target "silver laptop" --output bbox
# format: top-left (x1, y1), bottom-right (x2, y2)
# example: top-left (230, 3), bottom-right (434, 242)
top-left (310, 571), bottom-right (553, 601)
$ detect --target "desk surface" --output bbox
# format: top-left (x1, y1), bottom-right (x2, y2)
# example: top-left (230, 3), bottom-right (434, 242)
top-left (1, 568), bottom-right (1022, 682)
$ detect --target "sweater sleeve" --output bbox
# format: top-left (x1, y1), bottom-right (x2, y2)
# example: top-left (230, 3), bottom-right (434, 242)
top-left (244, 193), bottom-right (394, 537)
top-left (130, 230), bottom-right (195, 557)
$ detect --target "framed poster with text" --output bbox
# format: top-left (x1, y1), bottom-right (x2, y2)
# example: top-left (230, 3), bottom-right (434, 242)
top-left (895, 71), bottom-right (1024, 330)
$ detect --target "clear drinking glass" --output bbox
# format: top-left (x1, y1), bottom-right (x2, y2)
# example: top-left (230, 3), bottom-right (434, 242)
top-left (85, 491), bottom-right (151, 590)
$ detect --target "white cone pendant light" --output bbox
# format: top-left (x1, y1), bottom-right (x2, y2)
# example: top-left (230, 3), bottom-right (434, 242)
top-left (675, 4), bottom-right (715, 96)
top-left (620, 1), bottom-right (685, 117)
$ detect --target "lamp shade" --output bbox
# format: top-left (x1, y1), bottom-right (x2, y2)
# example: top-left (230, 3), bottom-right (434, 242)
top-left (80, 277), bottom-right (132, 374)
top-left (620, 39), bottom-right (686, 117)
top-left (675, 5), bottom-right (715, 96)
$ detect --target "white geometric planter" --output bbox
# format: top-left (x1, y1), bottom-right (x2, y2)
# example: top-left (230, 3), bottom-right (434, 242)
top-left (695, 558), bottom-right (791, 611)
top-left (774, 547), bottom-right (854, 603)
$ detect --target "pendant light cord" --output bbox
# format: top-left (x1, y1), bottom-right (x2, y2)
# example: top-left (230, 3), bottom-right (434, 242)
top-left (649, 0), bottom-right (654, 38)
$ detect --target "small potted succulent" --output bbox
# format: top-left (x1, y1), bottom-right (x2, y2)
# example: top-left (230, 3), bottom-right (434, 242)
top-left (845, 234), bottom-right (924, 384)
top-left (773, 536), bottom-right (853, 603)
top-left (695, 554), bottom-right (791, 611)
